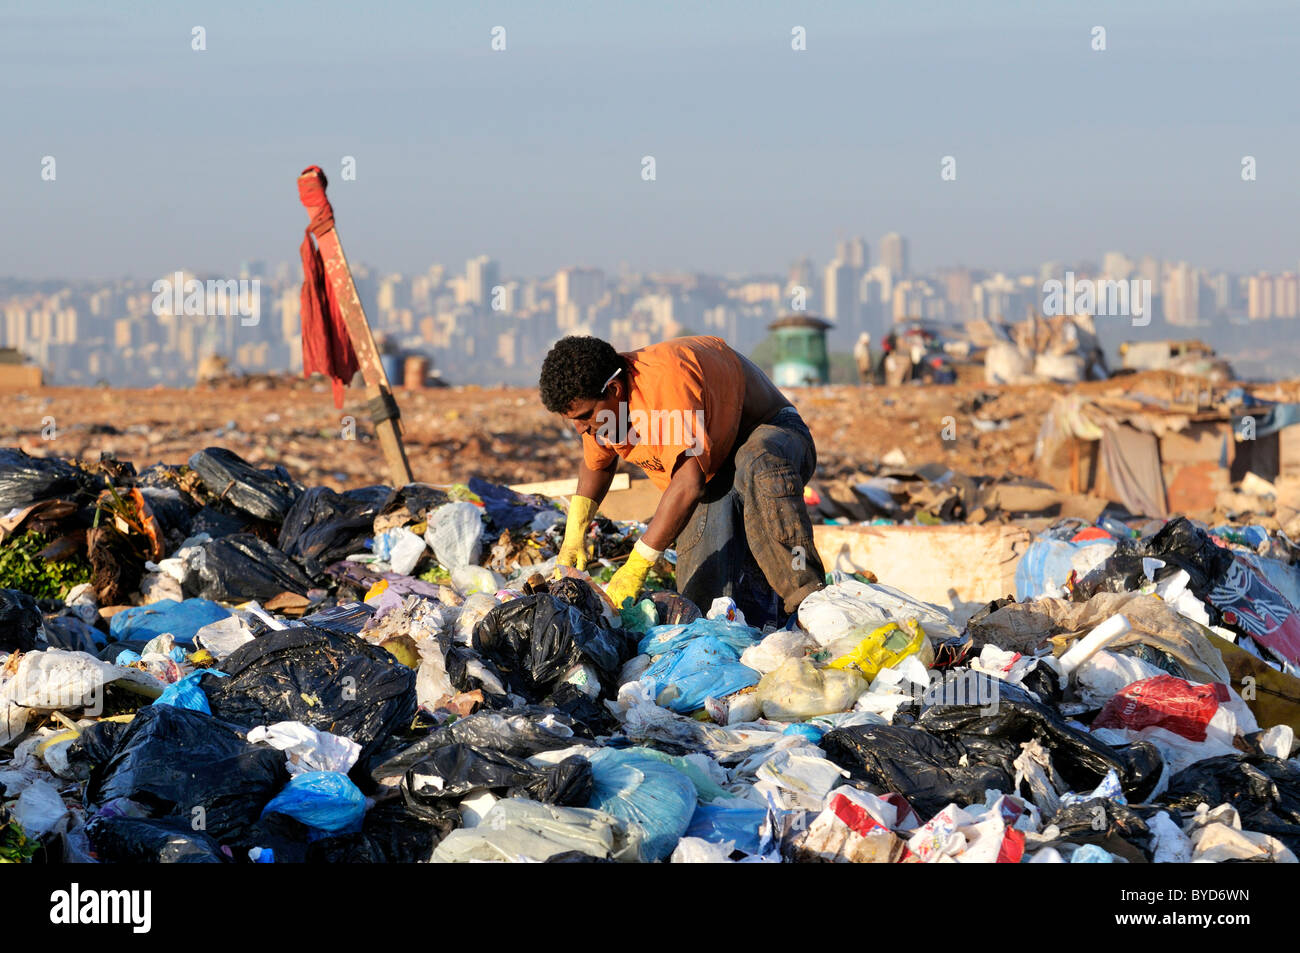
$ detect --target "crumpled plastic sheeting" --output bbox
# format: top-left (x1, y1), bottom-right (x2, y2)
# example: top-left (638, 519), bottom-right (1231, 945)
top-left (431, 798), bottom-right (634, 863)
top-left (246, 722), bottom-right (362, 777)
top-left (797, 579), bottom-right (960, 646)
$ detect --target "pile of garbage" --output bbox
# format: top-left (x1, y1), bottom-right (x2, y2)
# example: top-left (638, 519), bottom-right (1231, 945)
top-left (3, 445), bottom-right (1300, 863)
top-left (808, 462), bottom-right (1109, 527)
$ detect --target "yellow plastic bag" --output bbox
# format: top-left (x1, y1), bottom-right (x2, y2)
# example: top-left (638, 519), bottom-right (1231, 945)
top-left (828, 619), bottom-right (933, 682)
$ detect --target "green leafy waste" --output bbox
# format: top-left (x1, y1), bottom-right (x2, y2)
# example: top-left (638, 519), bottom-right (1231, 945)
top-left (0, 811), bottom-right (38, 863)
top-left (0, 530), bottom-right (93, 600)
top-left (417, 564), bottom-right (451, 585)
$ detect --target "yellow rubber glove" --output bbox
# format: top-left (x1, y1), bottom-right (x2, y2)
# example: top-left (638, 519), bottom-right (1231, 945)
top-left (556, 494), bottom-right (598, 572)
top-left (605, 539), bottom-right (661, 609)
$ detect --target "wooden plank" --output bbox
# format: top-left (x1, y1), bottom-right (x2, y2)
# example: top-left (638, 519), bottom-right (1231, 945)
top-left (509, 474), bottom-right (631, 497)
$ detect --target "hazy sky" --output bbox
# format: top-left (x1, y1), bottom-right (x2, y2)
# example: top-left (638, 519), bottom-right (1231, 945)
top-left (4, 0), bottom-right (1299, 281)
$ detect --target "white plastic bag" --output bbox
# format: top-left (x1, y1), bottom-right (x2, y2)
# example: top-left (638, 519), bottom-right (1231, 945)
top-left (740, 629), bottom-right (816, 675)
top-left (424, 502), bottom-right (484, 570)
top-left (797, 580), bottom-right (958, 646)
top-left (246, 721), bottom-right (363, 776)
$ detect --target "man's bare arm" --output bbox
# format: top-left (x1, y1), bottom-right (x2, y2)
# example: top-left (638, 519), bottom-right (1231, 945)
top-left (575, 456), bottom-right (618, 508)
top-left (641, 455), bottom-right (707, 552)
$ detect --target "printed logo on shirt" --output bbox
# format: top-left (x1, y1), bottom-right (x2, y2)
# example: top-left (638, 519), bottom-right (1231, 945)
top-left (637, 458), bottom-right (665, 473)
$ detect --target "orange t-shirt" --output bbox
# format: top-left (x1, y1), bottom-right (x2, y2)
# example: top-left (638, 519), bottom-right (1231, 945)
top-left (582, 336), bottom-right (744, 491)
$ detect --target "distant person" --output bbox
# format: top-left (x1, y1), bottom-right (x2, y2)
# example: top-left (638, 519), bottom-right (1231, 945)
top-left (853, 332), bottom-right (873, 385)
top-left (538, 335), bottom-right (826, 628)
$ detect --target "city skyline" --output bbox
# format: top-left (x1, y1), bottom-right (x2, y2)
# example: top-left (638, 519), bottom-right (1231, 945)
top-left (6, 224), bottom-right (1300, 394)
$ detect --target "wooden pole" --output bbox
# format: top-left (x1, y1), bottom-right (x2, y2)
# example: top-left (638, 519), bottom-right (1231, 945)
top-left (297, 166), bottom-right (414, 486)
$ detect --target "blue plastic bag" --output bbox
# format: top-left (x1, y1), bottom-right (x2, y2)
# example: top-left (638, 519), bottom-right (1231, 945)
top-left (1070, 843), bottom-right (1115, 863)
top-left (109, 599), bottom-right (232, 644)
top-left (586, 748), bottom-right (696, 863)
top-left (685, 801), bottom-right (768, 856)
top-left (642, 636), bottom-right (760, 713)
top-left (782, 723), bottom-right (825, 743)
top-left (1015, 537), bottom-right (1115, 600)
top-left (639, 618), bottom-right (760, 658)
top-left (153, 669), bottom-right (227, 715)
top-left (260, 771), bottom-right (366, 833)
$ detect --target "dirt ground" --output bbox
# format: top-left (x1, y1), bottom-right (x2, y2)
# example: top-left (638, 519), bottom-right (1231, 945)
top-left (5, 372), bottom-right (1299, 494)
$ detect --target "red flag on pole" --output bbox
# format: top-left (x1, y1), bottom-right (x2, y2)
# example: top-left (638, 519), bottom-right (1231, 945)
top-left (298, 165), bottom-right (359, 408)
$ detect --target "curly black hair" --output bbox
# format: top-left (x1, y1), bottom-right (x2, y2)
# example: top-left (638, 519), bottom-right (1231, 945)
top-left (539, 336), bottom-right (625, 413)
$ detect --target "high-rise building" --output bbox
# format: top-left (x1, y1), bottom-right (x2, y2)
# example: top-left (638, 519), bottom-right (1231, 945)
top-left (1207, 272), bottom-right (1232, 317)
top-left (377, 273), bottom-right (410, 313)
top-left (823, 260), bottom-right (859, 329)
top-left (1102, 251), bottom-right (1133, 280)
top-left (785, 258), bottom-right (818, 312)
top-left (466, 256), bottom-right (499, 308)
top-left (1162, 263), bottom-right (1202, 326)
top-left (1248, 273), bottom-right (1273, 320)
top-left (556, 267), bottom-right (605, 330)
top-left (879, 233), bottom-right (909, 277)
top-left (837, 237), bottom-right (868, 270)
top-left (1276, 273), bottom-right (1299, 318)
top-left (939, 268), bottom-right (975, 323)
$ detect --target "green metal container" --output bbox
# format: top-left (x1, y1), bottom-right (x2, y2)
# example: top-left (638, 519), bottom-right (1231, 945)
top-left (769, 315), bottom-right (830, 387)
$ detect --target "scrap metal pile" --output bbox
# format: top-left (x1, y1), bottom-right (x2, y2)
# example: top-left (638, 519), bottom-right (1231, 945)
top-left (2, 444), bottom-right (1300, 863)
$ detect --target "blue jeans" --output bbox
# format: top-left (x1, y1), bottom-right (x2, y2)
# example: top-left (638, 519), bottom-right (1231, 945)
top-left (674, 407), bottom-right (826, 629)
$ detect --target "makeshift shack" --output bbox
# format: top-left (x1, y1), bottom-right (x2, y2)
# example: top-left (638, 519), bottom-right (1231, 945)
top-left (1036, 389), bottom-right (1300, 518)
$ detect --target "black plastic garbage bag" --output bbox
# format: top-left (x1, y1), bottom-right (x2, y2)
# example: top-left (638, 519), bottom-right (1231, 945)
top-left (202, 625), bottom-right (417, 770)
top-left (42, 614), bottom-right (101, 654)
top-left (1017, 659), bottom-right (1062, 707)
top-left (1044, 798), bottom-right (1153, 862)
top-left (472, 593), bottom-right (632, 701)
top-left (96, 639), bottom-right (148, 662)
top-left (0, 447), bottom-right (101, 510)
top-left (913, 673), bottom-right (1163, 802)
top-left (649, 590), bottom-right (702, 626)
top-left (189, 505), bottom-right (252, 539)
top-left (279, 485), bottom-right (395, 578)
top-left (405, 743), bottom-right (593, 807)
top-left (548, 576), bottom-right (612, 627)
top-left (0, 588), bottom-right (43, 653)
top-left (1079, 517), bottom-right (1233, 600)
top-left (85, 816), bottom-right (229, 863)
top-left (236, 811), bottom-right (315, 863)
top-left (68, 720), bottom-right (130, 774)
top-left (184, 533), bottom-right (314, 602)
top-left (187, 447), bottom-right (304, 523)
top-left (820, 725), bottom-right (1015, 818)
top-left (85, 705), bottom-right (288, 842)
top-left (370, 706), bottom-right (585, 781)
top-left (512, 755), bottom-right (594, 806)
top-left (1162, 754), bottom-right (1300, 826)
top-left (542, 681), bottom-right (622, 738)
top-left (306, 797), bottom-right (451, 863)
top-left (406, 743), bottom-right (539, 801)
